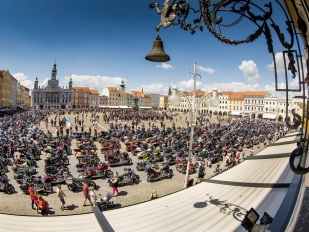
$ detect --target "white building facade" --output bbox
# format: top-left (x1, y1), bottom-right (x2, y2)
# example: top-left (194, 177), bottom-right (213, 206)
top-left (32, 63), bottom-right (73, 110)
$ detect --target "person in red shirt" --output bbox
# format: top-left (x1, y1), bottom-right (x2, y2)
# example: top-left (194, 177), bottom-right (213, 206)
top-left (38, 195), bottom-right (48, 216)
top-left (83, 182), bottom-right (92, 206)
top-left (28, 183), bottom-right (36, 209)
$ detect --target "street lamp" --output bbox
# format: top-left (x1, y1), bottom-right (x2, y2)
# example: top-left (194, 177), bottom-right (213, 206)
top-left (169, 60), bottom-right (219, 188)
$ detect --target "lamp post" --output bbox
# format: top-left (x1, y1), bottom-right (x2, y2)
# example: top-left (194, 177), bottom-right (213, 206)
top-left (169, 60), bottom-right (219, 188)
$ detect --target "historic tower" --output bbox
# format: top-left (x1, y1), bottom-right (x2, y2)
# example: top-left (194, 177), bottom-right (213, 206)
top-left (120, 80), bottom-right (125, 90)
top-left (34, 77), bottom-right (38, 90)
top-left (51, 62), bottom-right (57, 80)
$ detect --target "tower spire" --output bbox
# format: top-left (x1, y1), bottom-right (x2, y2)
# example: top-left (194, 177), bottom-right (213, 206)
top-left (51, 61), bottom-right (57, 80)
top-left (34, 76), bottom-right (39, 89)
top-left (69, 77), bottom-right (73, 89)
top-left (120, 80), bottom-right (126, 90)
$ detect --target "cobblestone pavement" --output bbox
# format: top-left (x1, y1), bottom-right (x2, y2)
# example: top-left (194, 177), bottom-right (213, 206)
top-left (0, 113), bottom-right (277, 216)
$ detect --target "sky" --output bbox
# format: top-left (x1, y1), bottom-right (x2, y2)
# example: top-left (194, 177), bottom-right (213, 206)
top-left (1, 0), bottom-right (306, 98)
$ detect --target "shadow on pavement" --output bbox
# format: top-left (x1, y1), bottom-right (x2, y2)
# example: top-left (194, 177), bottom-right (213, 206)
top-left (47, 209), bottom-right (55, 215)
top-left (117, 191), bottom-right (128, 196)
top-left (113, 203), bottom-right (122, 209)
top-left (66, 204), bottom-right (79, 211)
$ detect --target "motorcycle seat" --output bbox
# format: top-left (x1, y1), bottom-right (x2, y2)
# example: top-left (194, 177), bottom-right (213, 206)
top-left (152, 168), bottom-right (161, 174)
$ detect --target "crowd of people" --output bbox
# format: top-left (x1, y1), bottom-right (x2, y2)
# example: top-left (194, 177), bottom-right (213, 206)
top-left (0, 107), bottom-right (290, 215)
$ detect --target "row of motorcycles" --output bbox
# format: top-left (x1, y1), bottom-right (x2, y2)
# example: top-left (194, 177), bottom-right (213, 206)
top-left (72, 136), bottom-right (140, 190)
top-left (13, 134), bottom-right (74, 194)
top-left (0, 156), bottom-right (15, 194)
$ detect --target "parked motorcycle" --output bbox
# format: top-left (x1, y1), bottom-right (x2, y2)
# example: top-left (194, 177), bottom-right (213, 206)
top-left (66, 176), bottom-right (96, 192)
top-left (79, 162), bottom-right (113, 179)
top-left (108, 152), bottom-right (133, 167)
top-left (44, 154), bottom-right (69, 166)
top-left (146, 163), bottom-right (173, 182)
top-left (136, 161), bottom-right (159, 171)
top-left (19, 176), bottom-right (53, 194)
top-left (14, 171), bottom-right (32, 183)
top-left (42, 170), bottom-right (71, 185)
top-left (0, 171), bottom-right (8, 181)
top-left (13, 166), bottom-right (37, 175)
top-left (44, 165), bottom-right (69, 175)
top-left (0, 177), bottom-right (15, 194)
top-left (107, 168), bottom-right (140, 186)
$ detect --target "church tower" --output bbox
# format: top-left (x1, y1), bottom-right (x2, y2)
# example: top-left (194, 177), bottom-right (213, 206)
top-left (34, 77), bottom-right (38, 89)
top-left (51, 61), bottom-right (57, 80)
top-left (69, 78), bottom-right (73, 90)
top-left (120, 80), bottom-right (125, 90)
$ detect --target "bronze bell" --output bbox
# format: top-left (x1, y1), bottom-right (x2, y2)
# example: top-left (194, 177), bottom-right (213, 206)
top-left (145, 35), bottom-right (170, 62)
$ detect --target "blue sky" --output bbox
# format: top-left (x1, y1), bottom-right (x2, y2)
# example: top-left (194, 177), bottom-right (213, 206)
top-left (1, 0), bottom-right (305, 98)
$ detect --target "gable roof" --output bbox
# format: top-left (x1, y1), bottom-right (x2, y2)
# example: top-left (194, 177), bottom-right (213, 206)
top-left (73, 87), bottom-right (91, 92)
top-left (107, 87), bottom-right (118, 92)
top-left (90, 89), bottom-right (99, 95)
top-left (117, 89), bottom-right (127, 97)
top-left (132, 91), bottom-right (144, 98)
top-left (229, 92), bottom-right (245, 100)
top-left (244, 91), bottom-right (267, 97)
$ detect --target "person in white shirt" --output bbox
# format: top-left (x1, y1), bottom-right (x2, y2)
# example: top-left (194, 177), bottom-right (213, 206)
top-left (89, 187), bottom-right (97, 207)
top-left (56, 184), bottom-right (66, 210)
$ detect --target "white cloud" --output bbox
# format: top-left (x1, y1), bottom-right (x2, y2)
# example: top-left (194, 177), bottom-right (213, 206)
top-left (263, 82), bottom-right (303, 98)
top-left (239, 60), bottom-right (261, 82)
top-left (155, 63), bottom-right (175, 70)
top-left (196, 65), bottom-right (216, 74)
top-left (176, 79), bottom-right (202, 91)
top-left (138, 83), bottom-right (166, 94)
top-left (266, 52), bottom-right (307, 78)
top-left (266, 52), bottom-right (285, 72)
top-left (12, 73), bottom-right (33, 89)
top-left (62, 74), bottom-right (125, 94)
top-left (39, 78), bottom-right (49, 89)
top-left (202, 82), bottom-right (261, 92)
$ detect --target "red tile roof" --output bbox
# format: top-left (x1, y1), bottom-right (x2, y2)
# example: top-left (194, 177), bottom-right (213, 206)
top-left (229, 92), bottom-right (245, 100)
top-left (73, 87), bottom-right (91, 92)
top-left (117, 89), bottom-right (127, 97)
top-left (90, 89), bottom-right (99, 95)
top-left (244, 91), bottom-right (267, 97)
top-left (107, 87), bottom-right (118, 92)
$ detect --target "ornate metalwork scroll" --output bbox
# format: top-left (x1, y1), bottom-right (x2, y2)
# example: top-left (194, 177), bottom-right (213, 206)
top-left (149, 0), bottom-right (309, 174)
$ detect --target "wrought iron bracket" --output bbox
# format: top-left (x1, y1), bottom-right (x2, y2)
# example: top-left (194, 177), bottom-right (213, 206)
top-left (289, 146), bottom-right (309, 175)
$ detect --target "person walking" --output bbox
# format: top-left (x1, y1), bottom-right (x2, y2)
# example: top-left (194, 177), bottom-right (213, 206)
top-left (111, 174), bottom-right (119, 197)
top-left (241, 148), bottom-right (246, 159)
top-left (82, 182), bottom-right (92, 206)
top-left (89, 187), bottom-right (97, 207)
top-left (196, 162), bottom-right (205, 184)
top-left (56, 184), bottom-right (66, 211)
top-left (28, 183), bottom-right (36, 210)
top-left (30, 188), bottom-right (39, 213)
top-left (38, 195), bottom-right (48, 216)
